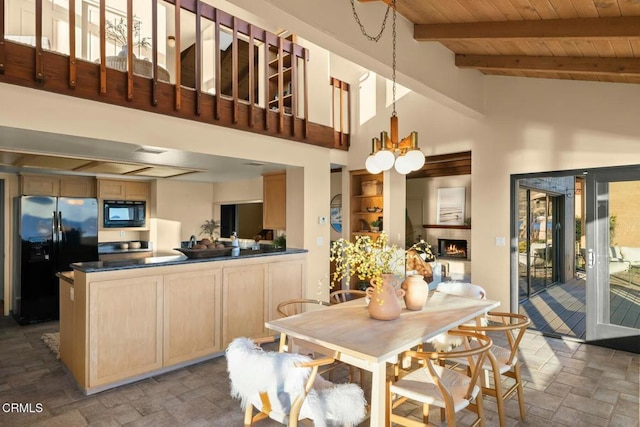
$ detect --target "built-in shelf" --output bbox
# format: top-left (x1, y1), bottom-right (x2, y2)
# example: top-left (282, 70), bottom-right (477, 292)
top-left (423, 224), bottom-right (471, 230)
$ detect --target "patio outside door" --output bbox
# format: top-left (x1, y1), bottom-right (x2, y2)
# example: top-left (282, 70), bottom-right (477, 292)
top-left (585, 167), bottom-right (640, 350)
top-left (518, 188), bottom-right (559, 300)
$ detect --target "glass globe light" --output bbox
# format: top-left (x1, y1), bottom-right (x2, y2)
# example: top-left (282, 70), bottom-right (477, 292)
top-left (394, 154), bottom-right (413, 175)
top-left (405, 149), bottom-right (426, 171)
top-left (365, 155), bottom-right (383, 174)
top-left (374, 149), bottom-right (395, 171)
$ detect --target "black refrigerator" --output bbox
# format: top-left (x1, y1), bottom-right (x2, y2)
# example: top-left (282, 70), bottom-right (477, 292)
top-left (14, 196), bottom-right (98, 324)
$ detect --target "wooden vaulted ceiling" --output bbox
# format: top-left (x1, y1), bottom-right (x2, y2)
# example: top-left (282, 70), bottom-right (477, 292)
top-left (365, 0), bottom-right (640, 84)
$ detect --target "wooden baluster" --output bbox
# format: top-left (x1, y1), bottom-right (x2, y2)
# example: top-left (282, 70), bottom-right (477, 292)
top-left (99, 0), bottom-right (106, 94)
top-left (174, 0), bottom-right (181, 111)
top-left (214, 8), bottom-right (220, 120)
top-left (194, 0), bottom-right (202, 116)
top-left (291, 43), bottom-right (298, 137)
top-left (35, 0), bottom-right (43, 81)
top-left (277, 37), bottom-right (284, 133)
top-left (343, 81), bottom-right (351, 147)
top-left (152, 0), bottom-right (158, 105)
top-left (264, 38), bottom-right (270, 131)
top-left (248, 25), bottom-right (255, 128)
top-left (126, 0), bottom-right (133, 100)
top-left (331, 77), bottom-right (338, 146)
top-left (232, 17), bottom-right (238, 123)
top-left (69, 0), bottom-right (76, 88)
top-left (0, 0), bottom-right (6, 74)
top-left (339, 80), bottom-right (344, 145)
top-left (303, 48), bottom-right (309, 138)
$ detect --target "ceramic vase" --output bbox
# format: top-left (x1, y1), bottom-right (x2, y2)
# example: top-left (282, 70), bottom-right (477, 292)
top-left (401, 274), bottom-right (429, 311)
top-left (366, 273), bottom-right (405, 320)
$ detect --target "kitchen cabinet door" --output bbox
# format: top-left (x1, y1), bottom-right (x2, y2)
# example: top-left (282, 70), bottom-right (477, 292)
top-left (222, 264), bottom-right (269, 347)
top-left (88, 275), bottom-right (163, 387)
top-left (60, 177), bottom-right (96, 197)
top-left (163, 269), bottom-right (222, 367)
top-left (20, 175), bottom-right (59, 196)
top-left (125, 181), bottom-right (150, 201)
top-left (97, 179), bottom-right (127, 199)
top-left (59, 279), bottom-right (75, 374)
top-left (267, 259), bottom-right (304, 324)
top-left (263, 171), bottom-right (286, 230)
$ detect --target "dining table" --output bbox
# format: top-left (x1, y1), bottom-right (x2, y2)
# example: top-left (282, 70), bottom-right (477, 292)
top-left (265, 290), bottom-right (500, 426)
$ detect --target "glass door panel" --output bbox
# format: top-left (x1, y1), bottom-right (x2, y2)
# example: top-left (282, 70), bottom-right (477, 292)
top-left (586, 168), bottom-right (640, 345)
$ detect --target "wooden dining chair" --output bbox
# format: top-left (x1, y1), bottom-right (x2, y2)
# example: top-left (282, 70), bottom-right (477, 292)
top-left (226, 337), bottom-right (367, 427)
top-left (387, 330), bottom-right (492, 427)
top-left (457, 312), bottom-right (531, 427)
top-left (329, 289), bottom-right (367, 304)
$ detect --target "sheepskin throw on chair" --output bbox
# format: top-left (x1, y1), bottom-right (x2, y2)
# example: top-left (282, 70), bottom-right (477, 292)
top-left (226, 337), bottom-right (367, 427)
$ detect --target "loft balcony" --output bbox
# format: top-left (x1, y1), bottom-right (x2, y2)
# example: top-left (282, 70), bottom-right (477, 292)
top-left (0, 0), bottom-right (349, 150)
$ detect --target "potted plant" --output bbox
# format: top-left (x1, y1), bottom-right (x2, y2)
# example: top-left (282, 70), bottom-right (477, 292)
top-left (105, 16), bottom-right (151, 57)
top-left (370, 219), bottom-right (381, 232)
top-left (199, 219), bottom-right (220, 244)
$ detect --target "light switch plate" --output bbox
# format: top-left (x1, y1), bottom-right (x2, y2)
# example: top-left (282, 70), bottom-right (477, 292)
top-left (495, 237), bottom-right (506, 246)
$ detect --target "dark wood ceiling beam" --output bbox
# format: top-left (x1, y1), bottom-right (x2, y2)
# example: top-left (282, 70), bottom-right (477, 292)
top-left (414, 17), bottom-right (640, 41)
top-left (456, 54), bottom-right (640, 76)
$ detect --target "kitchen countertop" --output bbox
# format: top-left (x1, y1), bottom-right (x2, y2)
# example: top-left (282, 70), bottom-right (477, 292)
top-left (56, 271), bottom-right (74, 284)
top-left (71, 248), bottom-right (307, 273)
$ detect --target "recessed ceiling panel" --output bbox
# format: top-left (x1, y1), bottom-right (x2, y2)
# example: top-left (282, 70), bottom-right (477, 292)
top-left (17, 154), bottom-right (93, 170)
top-left (79, 162), bottom-right (150, 174)
top-left (129, 166), bottom-right (202, 178)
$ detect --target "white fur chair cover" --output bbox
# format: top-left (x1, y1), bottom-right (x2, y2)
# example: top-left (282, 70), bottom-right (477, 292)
top-left (226, 337), bottom-right (367, 427)
top-left (427, 282), bottom-right (488, 352)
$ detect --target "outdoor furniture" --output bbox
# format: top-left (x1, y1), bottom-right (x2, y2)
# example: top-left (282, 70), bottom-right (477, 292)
top-left (458, 312), bottom-right (531, 427)
top-left (266, 292), bottom-right (500, 425)
top-left (226, 336), bottom-right (366, 426)
top-left (388, 330), bottom-right (492, 427)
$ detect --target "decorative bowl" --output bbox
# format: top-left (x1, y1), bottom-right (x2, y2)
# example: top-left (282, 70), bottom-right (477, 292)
top-left (174, 247), bottom-right (232, 259)
top-left (129, 241), bottom-right (142, 249)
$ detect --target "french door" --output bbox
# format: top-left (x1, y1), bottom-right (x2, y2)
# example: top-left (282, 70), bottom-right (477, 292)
top-left (585, 167), bottom-right (640, 349)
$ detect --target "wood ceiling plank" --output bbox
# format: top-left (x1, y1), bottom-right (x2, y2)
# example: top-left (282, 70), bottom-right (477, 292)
top-left (455, 53), bottom-right (640, 76)
top-left (544, 40), bottom-right (572, 56)
top-left (456, 0), bottom-right (507, 22)
top-left (556, 40), bottom-right (585, 56)
top-left (423, 0), bottom-right (476, 23)
top-left (396, 1), bottom-right (450, 24)
top-left (573, 39), bottom-right (599, 56)
top-left (528, 0), bottom-right (561, 19)
top-left (506, 0), bottom-right (544, 20)
top-left (609, 39), bottom-right (634, 56)
top-left (526, 40), bottom-right (555, 55)
top-left (630, 39), bottom-right (640, 57)
top-left (618, 0), bottom-right (640, 15)
top-left (547, 0), bottom-right (580, 18)
top-left (592, 40), bottom-right (617, 57)
top-left (594, 0), bottom-right (622, 17)
top-left (414, 17), bottom-right (640, 41)
top-left (488, 0), bottom-right (528, 20)
top-left (569, 0), bottom-right (599, 17)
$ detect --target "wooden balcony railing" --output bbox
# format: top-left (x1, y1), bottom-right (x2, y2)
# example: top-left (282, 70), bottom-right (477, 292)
top-left (0, 0), bottom-right (349, 150)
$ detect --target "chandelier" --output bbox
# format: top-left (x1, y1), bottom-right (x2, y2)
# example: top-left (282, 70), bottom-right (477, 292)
top-left (351, 0), bottom-right (425, 175)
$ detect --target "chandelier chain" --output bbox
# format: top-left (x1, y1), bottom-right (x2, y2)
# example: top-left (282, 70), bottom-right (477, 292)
top-left (392, 0), bottom-right (397, 116)
top-left (349, 0), bottom-right (392, 42)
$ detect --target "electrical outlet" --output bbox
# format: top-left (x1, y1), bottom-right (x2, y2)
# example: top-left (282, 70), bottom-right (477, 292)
top-left (120, 230), bottom-right (125, 238)
top-left (495, 237), bottom-right (506, 246)
top-left (318, 216), bottom-right (327, 224)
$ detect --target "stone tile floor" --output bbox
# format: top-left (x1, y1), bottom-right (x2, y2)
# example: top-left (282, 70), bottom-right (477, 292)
top-left (0, 316), bottom-right (637, 426)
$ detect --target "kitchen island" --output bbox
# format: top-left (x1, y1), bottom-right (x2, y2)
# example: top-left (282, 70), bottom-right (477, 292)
top-left (59, 249), bottom-right (307, 394)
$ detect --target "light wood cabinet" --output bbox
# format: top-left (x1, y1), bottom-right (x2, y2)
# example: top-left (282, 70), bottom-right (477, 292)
top-left (267, 259), bottom-right (304, 323)
top-left (97, 179), bottom-right (150, 201)
top-left (222, 264), bottom-right (269, 345)
top-left (163, 269), bottom-right (222, 367)
top-left (263, 171), bottom-right (286, 230)
top-left (21, 174), bottom-right (96, 197)
top-left (88, 275), bottom-right (163, 387)
top-left (59, 279), bottom-right (74, 373)
top-left (98, 251), bottom-right (153, 262)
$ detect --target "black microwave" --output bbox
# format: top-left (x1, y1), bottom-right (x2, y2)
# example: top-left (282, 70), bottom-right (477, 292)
top-left (103, 200), bottom-right (146, 228)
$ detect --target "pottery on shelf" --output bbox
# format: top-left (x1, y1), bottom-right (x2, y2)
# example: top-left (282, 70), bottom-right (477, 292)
top-left (366, 273), bottom-right (405, 320)
top-left (401, 274), bottom-right (428, 311)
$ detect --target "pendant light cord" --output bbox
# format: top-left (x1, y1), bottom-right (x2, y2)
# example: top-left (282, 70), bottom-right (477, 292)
top-left (349, 0), bottom-right (398, 116)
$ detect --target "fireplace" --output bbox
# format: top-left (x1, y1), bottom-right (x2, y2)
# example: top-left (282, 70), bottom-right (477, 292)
top-left (438, 239), bottom-right (468, 259)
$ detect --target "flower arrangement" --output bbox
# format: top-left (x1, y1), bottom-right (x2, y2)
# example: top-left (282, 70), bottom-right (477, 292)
top-left (330, 233), bottom-right (435, 293)
top-left (199, 219), bottom-right (220, 242)
top-left (330, 233), bottom-right (403, 291)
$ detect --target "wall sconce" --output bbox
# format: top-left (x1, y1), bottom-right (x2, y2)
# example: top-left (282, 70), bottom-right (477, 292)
top-left (167, 35), bottom-right (176, 48)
